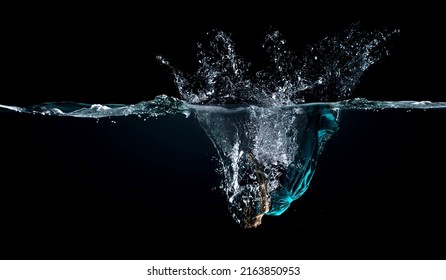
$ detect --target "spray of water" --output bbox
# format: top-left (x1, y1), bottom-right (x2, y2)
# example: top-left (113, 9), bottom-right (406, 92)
top-left (157, 23), bottom-right (400, 106)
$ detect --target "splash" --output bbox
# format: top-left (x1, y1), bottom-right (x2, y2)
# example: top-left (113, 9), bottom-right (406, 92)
top-left (157, 23), bottom-right (400, 105)
top-left (1, 23), bottom-right (445, 228)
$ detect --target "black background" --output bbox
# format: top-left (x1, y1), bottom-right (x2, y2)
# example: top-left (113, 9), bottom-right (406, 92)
top-left (1, 2), bottom-right (445, 260)
top-left (2, 2), bottom-right (444, 105)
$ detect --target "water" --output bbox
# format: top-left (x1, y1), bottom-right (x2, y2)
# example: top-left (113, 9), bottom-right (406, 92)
top-left (1, 23), bottom-right (445, 229)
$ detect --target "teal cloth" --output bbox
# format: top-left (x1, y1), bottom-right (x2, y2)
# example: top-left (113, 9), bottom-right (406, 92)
top-left (266, 108), bottom-right (338, 216)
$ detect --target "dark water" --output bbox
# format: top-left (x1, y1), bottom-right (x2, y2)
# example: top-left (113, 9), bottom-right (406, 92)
top-left (1, 24), bottom-right (445, 259)
top-left (0, 107), bottom-right (445, 259)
